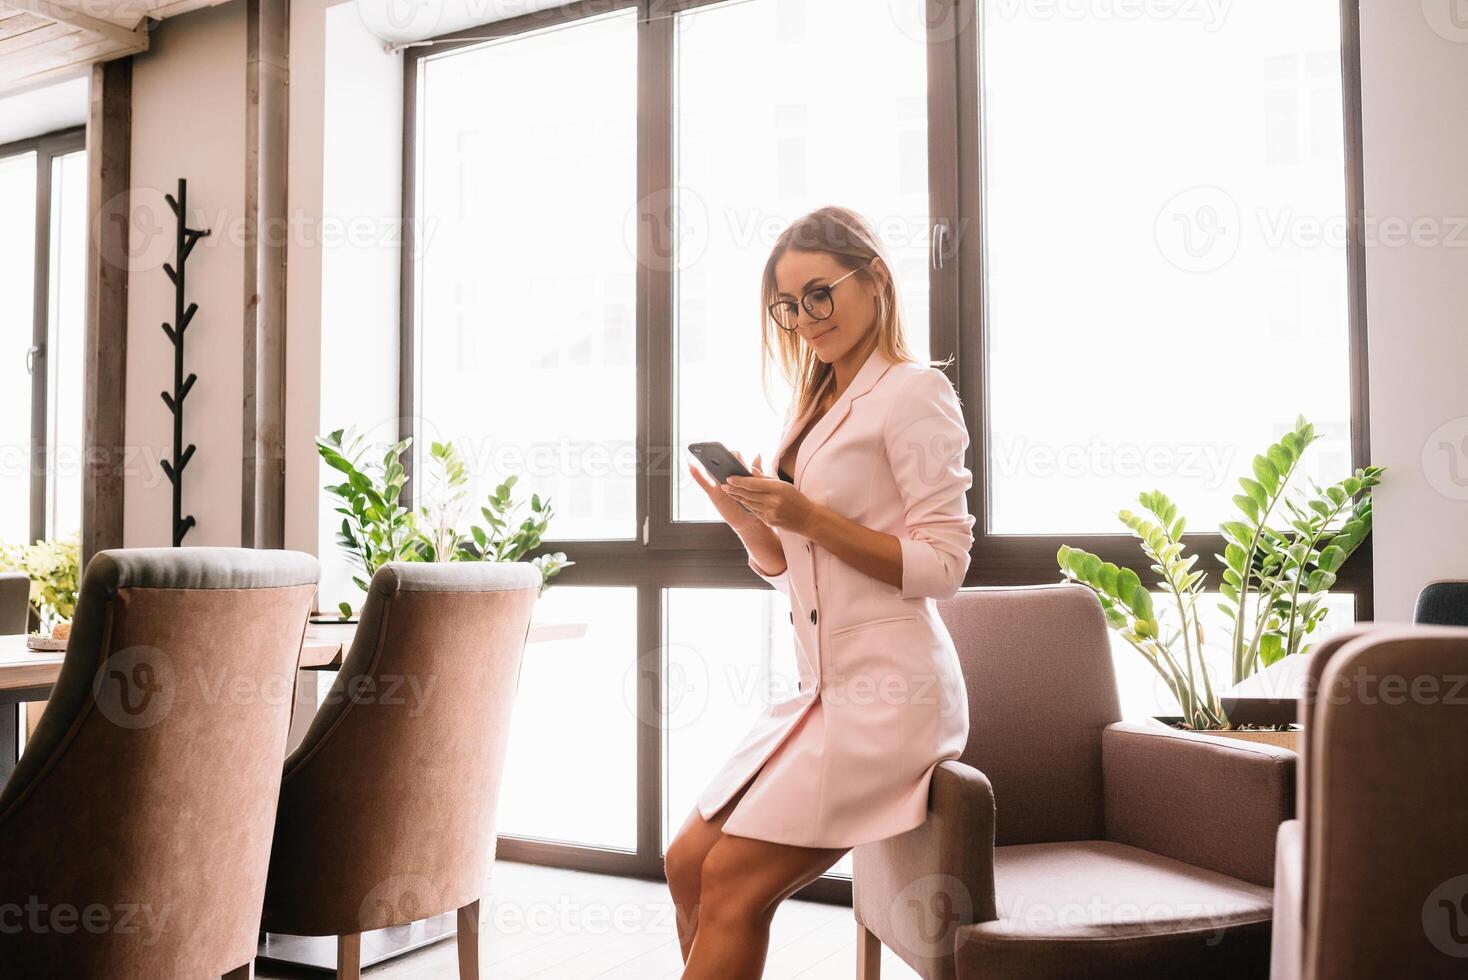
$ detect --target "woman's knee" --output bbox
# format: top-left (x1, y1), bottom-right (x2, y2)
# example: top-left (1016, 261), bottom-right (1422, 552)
top-left (697, 843), bottom-right (781, 929)
top-left (664, 827), bottom-right (708, 900)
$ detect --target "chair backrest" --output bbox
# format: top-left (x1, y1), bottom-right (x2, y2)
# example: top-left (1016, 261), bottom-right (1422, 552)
top-left (261, 561), bottom-right (541, 936)
top-left (0, 547), bottom-right (318, 979)
top-left (0, 571), bottom-right (31, 635)
top-left (1294, 625), bottom-right (1378, 826)
top-left (936, 584), bottom-right (1121, 846)
top-left (1414, 581), bottom-right (1468, 626)
top-left (1300, 626), bottom-right (1468, 979)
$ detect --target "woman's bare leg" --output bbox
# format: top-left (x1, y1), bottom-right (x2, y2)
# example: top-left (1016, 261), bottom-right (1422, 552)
top-left (664, 781), bottom-right (752, 961)
top-left (681, 833), bottom-right (849, 980)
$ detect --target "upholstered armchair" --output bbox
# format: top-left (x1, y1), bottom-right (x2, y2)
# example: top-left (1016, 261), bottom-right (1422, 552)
top-left (260, 561), bottom-right (542, 980)
top-left (853, 584), bottom-right (1296, 980)
top-left (0, 547), bottom-right (319, 980)
top-left (1270, 625), bottom-right (1468, 980)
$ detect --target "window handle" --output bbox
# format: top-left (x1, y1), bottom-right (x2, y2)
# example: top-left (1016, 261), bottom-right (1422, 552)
top-left (931, 220), bottom-right (951, 271)
top-left (25, 345), bottom-right (41, 376)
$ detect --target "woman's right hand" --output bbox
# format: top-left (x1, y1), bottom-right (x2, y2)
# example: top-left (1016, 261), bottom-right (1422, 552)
top-left (688, 451), bottom-right (767, 533)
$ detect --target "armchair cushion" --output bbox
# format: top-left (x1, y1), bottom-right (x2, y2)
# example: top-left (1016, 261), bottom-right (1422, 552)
top-left (853, 760), bottom-right (997, 980)
top-left (1103, 721), bottom-right (1295, 886)
top-left (953, 841), bottom-right (1273, 980)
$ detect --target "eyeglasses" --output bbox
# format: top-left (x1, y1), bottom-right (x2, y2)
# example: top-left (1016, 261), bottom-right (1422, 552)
top-left (767, 259), bottom-right (874, 332)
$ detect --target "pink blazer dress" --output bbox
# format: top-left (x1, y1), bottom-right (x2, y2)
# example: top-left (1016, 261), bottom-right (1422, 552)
top-left (694, 346), bottom-right (976, 849)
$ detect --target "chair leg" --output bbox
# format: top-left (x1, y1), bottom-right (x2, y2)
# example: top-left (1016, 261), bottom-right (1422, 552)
top-left (457, 899), bottom-right (481, 980)
top-left (222, 965), bottom-right (253, 980)
top-left (856, 920), bottom-right (881, 980)
top-left (338, 933), bottom-right (362, 980)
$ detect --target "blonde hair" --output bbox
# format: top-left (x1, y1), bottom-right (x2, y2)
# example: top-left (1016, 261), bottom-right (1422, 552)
top-left (759, 205), bottom-right (944, 423)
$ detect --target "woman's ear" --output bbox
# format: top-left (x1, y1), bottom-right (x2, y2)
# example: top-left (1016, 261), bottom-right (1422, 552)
top-left (867, 255), bottom-right (892, 292)
top-left (865, 255), bottom-right (892, 309)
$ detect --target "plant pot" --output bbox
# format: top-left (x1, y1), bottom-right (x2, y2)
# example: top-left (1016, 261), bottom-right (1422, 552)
top-left (1205, 728), bottom-right (1299, 753)
top-left (1150, 715), bottom-right (1299, 754)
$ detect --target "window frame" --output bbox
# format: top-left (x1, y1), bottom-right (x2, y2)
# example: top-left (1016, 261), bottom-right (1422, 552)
top-left (0, 125), bottom-right (86, 545)
top-left (399, 0), bottom-right (1369, 902)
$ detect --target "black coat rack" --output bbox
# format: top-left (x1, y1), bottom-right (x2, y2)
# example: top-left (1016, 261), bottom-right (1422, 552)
top-left (160, 178), bottom-right (210, 546)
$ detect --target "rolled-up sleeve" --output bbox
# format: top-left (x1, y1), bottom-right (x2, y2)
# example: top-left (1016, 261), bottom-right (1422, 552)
top-left (748, 553), bottom-right (791, 596)
top-left (747, 524), bottom-right (791, 596)
top-left (884, 368), bottom-right (975, 600)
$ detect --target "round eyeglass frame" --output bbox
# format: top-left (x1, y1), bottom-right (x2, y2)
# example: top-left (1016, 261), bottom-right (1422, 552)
top-left (767, 258), bottom-right (875, 332)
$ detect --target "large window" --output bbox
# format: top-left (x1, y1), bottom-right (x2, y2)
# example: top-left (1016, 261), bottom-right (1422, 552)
top-left (0, 129), bottom-right (86, 547)
top-left (405, 0), bottom-right (1367, 897)
top-left (413, 10), bottom-right (638, 541)
top-left (672, 0), bottom-right (932, 522)
top-left (981, 0), bottom-right (1354, 533)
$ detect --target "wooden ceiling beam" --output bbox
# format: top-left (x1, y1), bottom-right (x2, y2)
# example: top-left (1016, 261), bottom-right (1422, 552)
top-left (0, 0), bottom-right (147, 52)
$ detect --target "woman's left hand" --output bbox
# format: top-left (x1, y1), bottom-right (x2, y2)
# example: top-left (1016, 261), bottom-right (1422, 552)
top-left (723, 450), bottom-right (820, 534)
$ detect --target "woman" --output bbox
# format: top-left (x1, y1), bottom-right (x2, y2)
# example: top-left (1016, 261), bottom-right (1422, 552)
top-left (667, 206), bottom-right (976, 978)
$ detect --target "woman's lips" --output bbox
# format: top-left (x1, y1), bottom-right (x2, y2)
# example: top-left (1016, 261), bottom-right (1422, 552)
top-left (811, 325), bottom-right (837, 342)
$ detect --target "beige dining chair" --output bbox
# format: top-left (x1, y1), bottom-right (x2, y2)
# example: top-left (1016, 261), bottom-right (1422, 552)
top-left (260, 561), bottom-right (542, 979)
top-left (0, 547), bottom-right (318, 980)
top-left (853, 584), bottom-right (1297, 980)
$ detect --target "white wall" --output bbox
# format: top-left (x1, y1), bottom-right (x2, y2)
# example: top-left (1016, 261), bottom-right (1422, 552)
top-left (283, 0), bottom-right (326, 562)
top-left (118, 0), bottom-right (399, 586)
top-left (0, 76), bottom-right (88, 144)
top-left (1360, 1), bottom-right (1468, 620)
top-left (284, 0), bottom-right (403, 610)
top-left (123, 1), bottom-right (247, 547)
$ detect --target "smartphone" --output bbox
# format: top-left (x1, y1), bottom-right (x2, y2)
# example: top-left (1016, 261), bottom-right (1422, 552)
top-left (688, 441), bottom-right (753, 486)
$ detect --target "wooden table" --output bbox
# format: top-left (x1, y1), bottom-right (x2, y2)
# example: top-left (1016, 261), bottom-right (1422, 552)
top-left (0, 617), bottom-right (586, 779)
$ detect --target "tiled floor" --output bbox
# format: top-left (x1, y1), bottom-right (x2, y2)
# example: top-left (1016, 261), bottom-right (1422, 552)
top-left (256, 860), bottom-right (920, 978)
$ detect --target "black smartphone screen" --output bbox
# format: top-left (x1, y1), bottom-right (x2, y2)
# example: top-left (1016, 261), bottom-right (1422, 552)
top-left (688, 441), bottom-right (753, 485)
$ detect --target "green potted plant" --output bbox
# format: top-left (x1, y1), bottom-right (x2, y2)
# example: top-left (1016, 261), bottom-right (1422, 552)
top-left (317, 427), bottom-right (419, 619)
top-left (1, 536), bottom-right (81, 643)
top-left (317, 429), bottom-right (571, 617)
top-left (1057, 417), bottom-right (1382, 745)
top-left (409, 439), bottom-right (572, 585)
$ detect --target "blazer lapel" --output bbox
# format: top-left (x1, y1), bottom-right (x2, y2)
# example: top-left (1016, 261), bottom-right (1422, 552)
top-left (775, 347), bottom-right (897, 488)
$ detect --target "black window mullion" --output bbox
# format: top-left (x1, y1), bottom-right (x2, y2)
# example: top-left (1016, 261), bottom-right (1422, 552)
top-left (29, 142), bottom-right (52, 545)
top-left (953, 0), bottom-right (989, 563)
top-left (928, 0), bottom-right (965, 451)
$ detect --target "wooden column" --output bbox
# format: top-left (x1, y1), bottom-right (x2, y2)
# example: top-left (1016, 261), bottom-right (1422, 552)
top-left (82, 57), bottom-right (132, 564)
top-left (242, 0), bottom-right (290, 549)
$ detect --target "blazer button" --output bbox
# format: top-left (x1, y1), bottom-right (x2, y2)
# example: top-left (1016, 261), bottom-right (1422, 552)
top-left (810, 609), bottom-right (818, 625)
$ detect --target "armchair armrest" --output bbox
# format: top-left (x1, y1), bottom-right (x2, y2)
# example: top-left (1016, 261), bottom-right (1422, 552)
top-left (852, 760), bottom-right (997, 976)
top-left (1269, 819), bottom-right (1305, 980)
top-left (1102, 721), bottom-right (1295, 887)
